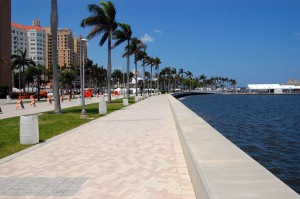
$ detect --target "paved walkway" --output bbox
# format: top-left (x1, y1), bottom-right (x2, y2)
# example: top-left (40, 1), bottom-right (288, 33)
top-left (0, 95), bottom-right (196, 198)
top-left (0, 96), bottom-right (119, 120)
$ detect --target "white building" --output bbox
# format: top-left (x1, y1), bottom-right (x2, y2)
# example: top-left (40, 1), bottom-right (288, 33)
top-left (11, 20), bottom-right (46, 66)
top-left (11, 22), bottom-right (27, 55)
top-left (247, 84), bottom-right (300, 94)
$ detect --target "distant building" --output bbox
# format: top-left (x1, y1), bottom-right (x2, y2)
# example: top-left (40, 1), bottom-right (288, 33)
top-left (287, 78), bottom-right (300, 86)
top-left (45, 28), bottom-right (87, 69)
top-left (74, 35), bottom-right (88, 65)
top-left (247, 84), bottom-right (300, 94)
top-left (11, 20), bottom-right (46, 66)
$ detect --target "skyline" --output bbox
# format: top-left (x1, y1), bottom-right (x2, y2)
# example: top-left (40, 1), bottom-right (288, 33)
top-left (11, 0), bottom-right (300, 87)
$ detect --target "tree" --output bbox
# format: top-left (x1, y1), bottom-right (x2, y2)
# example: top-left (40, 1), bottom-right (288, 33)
top-left (112, 69), bottom-right (123, 87)
top-left (171, 68), bottom-right (177, 90)
top-left (144, 56), bottom-right (155, 91)
top-left (136, 49), bottom-right (147, 95)
top-left (184, 71), bottom-right (193, 91)
top-left (124, 37), bottom-right (144, 96)
top-left (113, 23), bottom-right (132, 98)
top-left (178, 68), bottom-right (184, 90)
top-left (153, 57), bottom-right (161, 91)
top-left (81, 1), bottom-right (118, 102)
top-left (59, 69), bottom-right (76, 96)
top-left (199, 74), bottom-right (206, 88)
top-left (11, 49), bottom-right (36, 92)
top-left (51, 0), bottom-right (61, 114)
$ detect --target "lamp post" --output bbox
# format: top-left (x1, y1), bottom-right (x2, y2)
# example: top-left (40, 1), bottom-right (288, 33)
top-left (80, 39), bottom-right (87, 119)
top-left (112, 59), bottom-right (125, 97)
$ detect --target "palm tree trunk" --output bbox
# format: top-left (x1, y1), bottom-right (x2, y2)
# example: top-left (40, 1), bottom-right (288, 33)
top-left (51, 0), bottom-right (61, 114)
top-left (107, 36), bottom-right (112, 102)
top-left (168, 76), bottom-right (170, 92)
top-left (126, 54), bottom-right (130, 99)
top-left (142, 64), bottom-right (145, 96)
top-left (150, 66), bottom-right (153, 91)
top-left (135, 61), bottom-right (138, 96)
top-left (156, 65), bottom-right (159, 92)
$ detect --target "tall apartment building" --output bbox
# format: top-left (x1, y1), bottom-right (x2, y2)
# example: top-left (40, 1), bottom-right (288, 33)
top-left (74, 35), bottom-right (88, 65)
top-left (45, 28), bottom-right (83, 69)
top-left (11, 20), bottom-right (46, 66)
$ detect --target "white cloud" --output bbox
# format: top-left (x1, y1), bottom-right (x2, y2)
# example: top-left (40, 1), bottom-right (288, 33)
top-left (140, 34), bottom-right (154, 43)
top-left (154, 29), bottom-right (162, 34)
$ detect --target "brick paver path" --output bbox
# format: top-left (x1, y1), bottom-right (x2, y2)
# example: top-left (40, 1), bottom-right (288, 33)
top-left (0, 95), bottom-right (195, 199)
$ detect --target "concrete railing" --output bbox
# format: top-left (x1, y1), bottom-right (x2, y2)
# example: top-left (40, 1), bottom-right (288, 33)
top-left (168, 95), bottom-right (299, 199)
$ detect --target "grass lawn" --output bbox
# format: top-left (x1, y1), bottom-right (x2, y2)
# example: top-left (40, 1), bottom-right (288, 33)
top-left (0, 97), bottom-right (136, 159)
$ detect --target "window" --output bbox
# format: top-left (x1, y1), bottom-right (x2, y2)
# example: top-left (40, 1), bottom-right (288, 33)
top-left (31, 47), bottom-right (36, 50)
top-left (30, 39), bottom-right (35, 41)
top-left (30, 33), bottom-right (35, 36)
top-left (30, 43), bottom-right (36, 46)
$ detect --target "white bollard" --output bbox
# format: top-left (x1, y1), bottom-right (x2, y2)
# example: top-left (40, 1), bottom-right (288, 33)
top-left (20, 115), bottom-right (39, 145)
top-left (6, 95), bottom-right (11, 104)
top-left (123, 99), bottom-right (129, 106)
top-left (100, 95), bottom-right (105, 102)
top-left (99, 101), bottom-right (107, 115)
top-left (134, 96), bottom-right (139, 102)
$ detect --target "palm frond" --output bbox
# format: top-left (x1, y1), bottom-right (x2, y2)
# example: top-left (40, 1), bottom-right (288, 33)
top-left (99, 32), bottom-right (109, 46)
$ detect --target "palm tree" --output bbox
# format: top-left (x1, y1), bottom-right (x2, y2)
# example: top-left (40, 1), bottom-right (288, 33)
top-left (164, 67), bottom-right (171, 92)
top-left (50, 0), bottom-right (61, 114)
top-left (184, 71), bottom-right (193, 91)
top-left (153, 57), bottom-right (161, 92)
top-left (199, 74), bottom-right (206, 88)
top-left (113, 23), bottom-right (132, 99)
top-left (144, 56), bottom-right (154, 92)
top-left (136, 49), bottom-right (148, 95)
top-left (81, 1), bottom-right (118, 102)
top-left (171, 68), bottom-right (177, 91)
top-left (124, 37), bottom-right (144, 96)
top-left (11, 49), bottom-right (36, 93)
top-left (178, 68), bottom-right (184, 90)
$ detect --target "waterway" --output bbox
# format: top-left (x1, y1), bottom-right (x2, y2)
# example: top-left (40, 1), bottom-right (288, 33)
top-left (179, 94), bottom-right (300, 194)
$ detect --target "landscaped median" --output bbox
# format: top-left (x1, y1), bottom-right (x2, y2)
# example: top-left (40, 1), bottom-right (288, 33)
top-left (0, 97), bottom-right (136, 159)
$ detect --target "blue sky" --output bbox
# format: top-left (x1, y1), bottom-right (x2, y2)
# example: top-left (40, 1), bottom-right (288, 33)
top-left (12, 0), bottom-right (300, 86)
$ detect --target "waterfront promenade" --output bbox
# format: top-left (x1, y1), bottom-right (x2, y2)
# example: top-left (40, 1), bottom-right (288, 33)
top-left (0, 95), bottom-right (196, 198)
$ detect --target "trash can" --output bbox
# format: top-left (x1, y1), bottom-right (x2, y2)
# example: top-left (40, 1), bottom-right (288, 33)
top-left (100, 95), bottom-right (105, 102)
top-left (20, 115), bottom-right (39, 145)
top-left (135, 96), bottom-right (139, 102)
top-left (123, 99), bottom-right (129, 106)
top-left (99, 101), bottom-right (107, 115)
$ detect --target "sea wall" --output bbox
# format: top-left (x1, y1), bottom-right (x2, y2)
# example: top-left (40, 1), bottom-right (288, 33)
top-left (168, 94), bottom-right (299, 199)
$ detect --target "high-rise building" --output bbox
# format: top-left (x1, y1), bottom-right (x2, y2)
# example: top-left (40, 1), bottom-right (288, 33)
top-left (0, 0), bottom-right (12, 90)
top-left (74, 35), bottom-right (88, 65)
top-left (45, 28), bottom-right (80, 68)
top-left (11, 20), bottom-right (46, 66)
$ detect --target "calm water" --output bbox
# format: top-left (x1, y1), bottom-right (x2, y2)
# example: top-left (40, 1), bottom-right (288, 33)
top-left (179, 94), bottom-right (300, 194)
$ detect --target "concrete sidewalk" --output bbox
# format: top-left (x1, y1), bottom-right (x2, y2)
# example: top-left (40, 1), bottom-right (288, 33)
top-left (0, 95), bottom-right (120, 120)
top-left (0, 95), bottom-right (196, 199)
